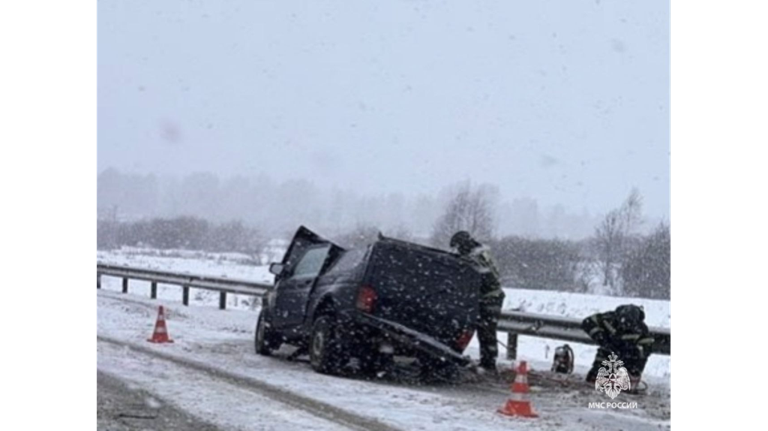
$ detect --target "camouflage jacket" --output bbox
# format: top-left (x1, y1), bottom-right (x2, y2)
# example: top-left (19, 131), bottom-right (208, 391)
top-left (467, 245), bottom-right (505, 301)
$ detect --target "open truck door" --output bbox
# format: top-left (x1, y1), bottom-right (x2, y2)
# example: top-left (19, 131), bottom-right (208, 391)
top-left (269, 226), bottom-right (344, 329)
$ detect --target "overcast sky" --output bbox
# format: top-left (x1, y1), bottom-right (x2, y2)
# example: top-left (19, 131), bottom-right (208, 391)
top-left (98, 0), bottom-right (669, 218)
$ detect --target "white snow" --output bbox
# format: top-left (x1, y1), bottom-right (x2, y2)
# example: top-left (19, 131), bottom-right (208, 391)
top-left (97, 248), bottom-right (670, 430)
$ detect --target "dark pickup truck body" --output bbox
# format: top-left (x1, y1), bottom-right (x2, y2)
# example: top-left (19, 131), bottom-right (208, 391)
top-left (255, 226), bottom-right (483, 375)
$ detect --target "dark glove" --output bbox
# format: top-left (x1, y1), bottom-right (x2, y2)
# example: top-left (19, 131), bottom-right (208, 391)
top-left (593, 331), bottom-right (606, 345)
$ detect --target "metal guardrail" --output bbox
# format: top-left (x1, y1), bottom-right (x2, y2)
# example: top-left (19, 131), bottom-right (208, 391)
top-left (97, 263), bottom-right (272, 309)
top-left (96, 263), bottom-right (670, 356)
top-left (499, 310), bottom-right (671, 358)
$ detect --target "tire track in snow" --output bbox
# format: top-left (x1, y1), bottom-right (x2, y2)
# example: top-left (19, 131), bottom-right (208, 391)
top-left (97, 335), bottom-right (403, 431)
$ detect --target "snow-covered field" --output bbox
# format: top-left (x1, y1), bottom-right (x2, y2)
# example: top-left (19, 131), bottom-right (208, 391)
top-left (98, 248), bottom-right (275, 284)
top-left (97, 248), bottom-right (670, 430)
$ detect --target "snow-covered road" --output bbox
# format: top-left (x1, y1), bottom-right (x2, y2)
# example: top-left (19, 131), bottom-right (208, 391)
top-left (97, 285), bottom-right (670, 431)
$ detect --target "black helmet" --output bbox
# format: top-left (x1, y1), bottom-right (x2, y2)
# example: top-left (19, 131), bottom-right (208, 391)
top-left (616, 304), bottom-right (645, 327)
top-left (450, 231), bottom-right (477, 254)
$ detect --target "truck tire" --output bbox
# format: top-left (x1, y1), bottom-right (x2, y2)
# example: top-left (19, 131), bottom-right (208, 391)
top-left (255, 310), bottom-right (281, 356)
top-left (309, 315), bottom-right (349, 375)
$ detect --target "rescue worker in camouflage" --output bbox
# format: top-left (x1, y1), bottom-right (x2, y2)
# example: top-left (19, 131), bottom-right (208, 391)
top-left (450, 231), bottom-right (505, 372)
top-left (582, 304), bottom-right (655, 387)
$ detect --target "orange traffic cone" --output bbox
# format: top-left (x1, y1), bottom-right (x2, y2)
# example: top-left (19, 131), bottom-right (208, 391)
top-left (148, 306), bottom-right (174, 343)
top-left (498, 360), bottom-right (538, 418)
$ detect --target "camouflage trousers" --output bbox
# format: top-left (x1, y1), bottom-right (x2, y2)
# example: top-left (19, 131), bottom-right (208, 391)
top-left (477, 296), bottom-right (504, 369)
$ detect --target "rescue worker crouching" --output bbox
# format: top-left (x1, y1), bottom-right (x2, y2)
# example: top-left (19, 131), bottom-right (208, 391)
top-left (582, 305), bottom-right (654, 385)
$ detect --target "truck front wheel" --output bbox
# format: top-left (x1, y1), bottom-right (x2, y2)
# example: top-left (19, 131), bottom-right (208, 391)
top-left (255, 310), bottom-right (281, 356)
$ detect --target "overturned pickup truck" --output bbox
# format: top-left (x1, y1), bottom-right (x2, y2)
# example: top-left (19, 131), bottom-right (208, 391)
top-left (255, 226), bottom-right (483, 376)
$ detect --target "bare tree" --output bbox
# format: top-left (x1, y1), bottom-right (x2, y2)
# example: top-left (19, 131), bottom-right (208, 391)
top-left (593, 188), bottom-right (644, 293)
top-left (97, 205), bottom-right (120, 250)
top-left (620, 188), bottom-right (643, 235)
top-left (431, 181), bottom-right (498, 248)
top-left (621, 222), bottom-right (670, 299)
top-left (491, 236), bottom-right (584, 292)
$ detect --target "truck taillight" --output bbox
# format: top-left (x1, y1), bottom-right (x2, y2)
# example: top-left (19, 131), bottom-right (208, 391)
top-left (356, 285), bottom-right (377, 313)
top-left (456, 329), bottom-right (475, 351)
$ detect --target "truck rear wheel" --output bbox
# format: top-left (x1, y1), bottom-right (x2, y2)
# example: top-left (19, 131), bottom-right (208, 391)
top-left (310, 315), bottom-right (348, 375)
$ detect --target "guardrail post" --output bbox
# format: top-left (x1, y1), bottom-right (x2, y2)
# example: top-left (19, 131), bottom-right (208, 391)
top-left (506, 333), bottom-right (518, 360)
top-left (183, 285), bottom-right (190, 306)
top-left (122, 277), bottom-right (128, 294)
top-left (150, 281), bottom-right (157, 299)
top-left (219, 292), bottom-right (227, 310)
top-left (97, 274), bottom-right (101, 289)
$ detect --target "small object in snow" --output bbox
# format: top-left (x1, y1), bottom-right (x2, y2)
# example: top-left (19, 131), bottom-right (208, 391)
top-left (498, 361), bottom-right (539, 418)
top-left (147, 306), bottom-right (174, 344)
